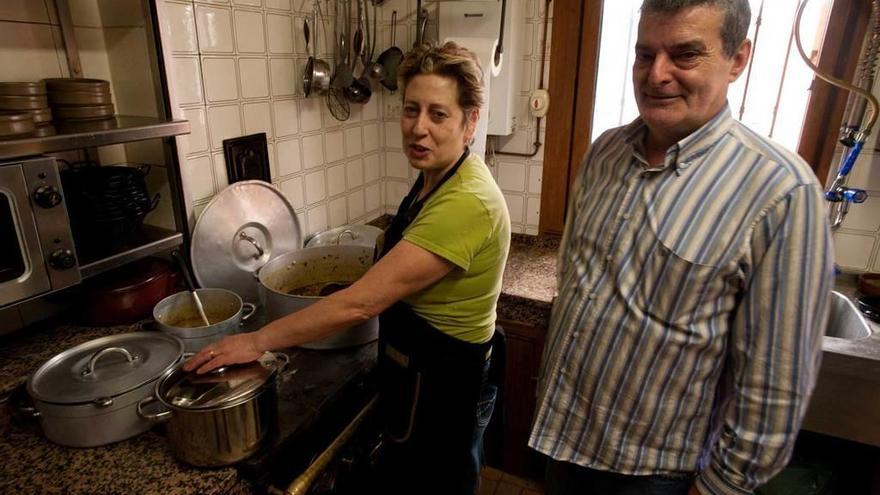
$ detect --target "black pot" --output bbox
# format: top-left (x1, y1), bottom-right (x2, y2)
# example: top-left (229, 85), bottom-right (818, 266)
top-left (60, 162), bottom-right (160, 257)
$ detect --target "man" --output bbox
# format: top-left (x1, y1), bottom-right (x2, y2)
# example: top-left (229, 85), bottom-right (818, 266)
top-left (529, 1), bottom-right (833, 494)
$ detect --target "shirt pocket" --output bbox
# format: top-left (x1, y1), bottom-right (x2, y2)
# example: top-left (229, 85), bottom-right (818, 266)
top-left (627, 198), bottom-right (739, 333)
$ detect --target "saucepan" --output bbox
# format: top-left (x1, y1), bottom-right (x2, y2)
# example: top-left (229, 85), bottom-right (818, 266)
top-left (153, 288), bottom-right (256, 353)
top-left (138, 352), bottom-right (289, 467)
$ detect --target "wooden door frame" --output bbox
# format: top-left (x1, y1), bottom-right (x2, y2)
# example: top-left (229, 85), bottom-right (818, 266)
top-left (539, 0), bottom-right (602, 235)
top-left (798, 0), bottom-right (870, 184)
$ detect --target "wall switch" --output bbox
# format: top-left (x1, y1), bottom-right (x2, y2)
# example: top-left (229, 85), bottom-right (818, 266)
top-left (529, 89), bottom-right (550, 118)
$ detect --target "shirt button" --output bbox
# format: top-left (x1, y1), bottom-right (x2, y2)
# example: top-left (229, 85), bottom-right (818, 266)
top-left (587, 293), bottom-right (596, 300)
top-left (605, 254), bottom-right (612, 262)
top-left (622, 213), bottom-right (630, 221)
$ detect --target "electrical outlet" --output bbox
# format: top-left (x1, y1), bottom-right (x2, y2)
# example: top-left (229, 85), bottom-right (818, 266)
top-left (384, 100), bottom-right (402, 119)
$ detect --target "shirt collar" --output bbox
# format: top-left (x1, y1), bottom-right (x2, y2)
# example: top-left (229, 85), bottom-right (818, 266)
top-left (623, 105), bottom-right (735, 171)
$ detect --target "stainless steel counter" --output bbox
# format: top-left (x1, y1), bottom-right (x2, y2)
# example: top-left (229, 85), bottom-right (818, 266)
top-left (801, 274), bottom-right (880, 447)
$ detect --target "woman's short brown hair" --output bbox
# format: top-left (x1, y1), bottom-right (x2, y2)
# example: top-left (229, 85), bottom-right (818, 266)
top-left (398, 41), bottom-right (485, 115)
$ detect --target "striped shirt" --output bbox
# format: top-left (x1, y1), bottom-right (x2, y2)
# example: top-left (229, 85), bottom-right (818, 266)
top-left (528, 108), bottom-right (833, 495)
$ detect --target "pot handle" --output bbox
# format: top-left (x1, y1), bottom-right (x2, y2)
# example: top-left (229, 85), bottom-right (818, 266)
top-left (8, 392), bottom-right (40, 419)
top-left (137, 395), bottom-right (172, 422)
top-left (241, 302), bottom-right (257, 323)
top-left (274, 351), bottom-right (290, 371)
top-left (238, 231), bottom-right (265, 259)
top-left (81, 347), bottom-right (139, 377)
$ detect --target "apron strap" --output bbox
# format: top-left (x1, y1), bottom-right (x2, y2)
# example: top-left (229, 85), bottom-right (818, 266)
top-left (379, 148), bottom-right (470, 259)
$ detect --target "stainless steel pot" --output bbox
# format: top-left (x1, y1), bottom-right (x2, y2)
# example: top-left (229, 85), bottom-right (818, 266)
top-left (153, 288), bottom-right (256, 352)
top-left (26, 332), bottom-right (183, 447)
top-left (257, 245), bottom-right (378, 349)
top-left (137, 352), bottom-right (288, 467)
top-left (305, 224), bottom-right (384, 253)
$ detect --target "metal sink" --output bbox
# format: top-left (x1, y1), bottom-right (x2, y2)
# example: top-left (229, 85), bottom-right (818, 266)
top-left (825, 291), bottom-right (872, 339)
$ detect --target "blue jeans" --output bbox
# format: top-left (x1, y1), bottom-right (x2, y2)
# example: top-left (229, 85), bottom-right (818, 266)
top-left (545, 458), bottom-right (695, 495)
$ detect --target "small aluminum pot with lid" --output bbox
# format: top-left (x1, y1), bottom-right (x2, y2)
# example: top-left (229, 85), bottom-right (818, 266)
top-left (138, 352), bottom-right (288, 467)
top-left (26, 332), bottom-right (183, 447)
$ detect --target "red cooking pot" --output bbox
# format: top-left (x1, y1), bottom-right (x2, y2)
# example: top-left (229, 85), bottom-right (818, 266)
top-left (81, 257), bottom-right (179, 326)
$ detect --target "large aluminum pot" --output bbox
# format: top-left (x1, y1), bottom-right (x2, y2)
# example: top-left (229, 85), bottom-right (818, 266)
top-left (26, 332), bottom-right (183, 447)
top-left (153, 288), bottom-right (256, 352)
top-left (257, 245), bottom-right (378, 349)
top-left (137, 352), bottom-right (288, 467)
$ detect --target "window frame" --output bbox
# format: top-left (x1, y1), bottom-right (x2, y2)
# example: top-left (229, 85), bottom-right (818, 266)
top-left (539, 0), bottom-right (870, 235)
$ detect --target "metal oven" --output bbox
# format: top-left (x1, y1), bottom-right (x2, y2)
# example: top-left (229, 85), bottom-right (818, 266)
top-left (0, 156), bottom-right (79, 308)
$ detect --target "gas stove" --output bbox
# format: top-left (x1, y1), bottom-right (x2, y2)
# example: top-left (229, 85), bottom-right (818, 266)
top-left (234, 342), bottom-right (379, 494)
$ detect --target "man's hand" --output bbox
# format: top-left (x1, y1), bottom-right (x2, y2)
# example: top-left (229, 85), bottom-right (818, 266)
top-left (688, 484), bottom-right (702, 495)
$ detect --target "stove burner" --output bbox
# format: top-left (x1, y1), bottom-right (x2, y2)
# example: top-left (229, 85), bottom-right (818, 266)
top-left (857, 295), bottom-right (880, 323)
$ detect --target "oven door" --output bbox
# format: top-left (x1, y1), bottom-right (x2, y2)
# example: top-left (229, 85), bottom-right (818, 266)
top-left (0, 164), bottom-right (51, 307)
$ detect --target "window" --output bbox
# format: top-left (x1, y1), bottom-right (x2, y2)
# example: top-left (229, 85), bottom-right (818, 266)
top-left (540, 0), bottom-right (868, 235)
top-left (591, 0), bottom-right (833, 149)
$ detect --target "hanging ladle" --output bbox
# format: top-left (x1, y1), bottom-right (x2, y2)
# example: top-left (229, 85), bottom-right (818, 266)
top-left (365, 0), bottom-right (386, 81)
top-left (376, 10), bottom-right (403, 91)
top-left (331, 0), bottom-right (354, 89)
top-left (344, 0), bottom-right (372, 103)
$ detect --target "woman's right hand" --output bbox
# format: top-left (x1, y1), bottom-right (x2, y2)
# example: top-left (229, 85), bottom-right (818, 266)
top-left (183, 332), bottom-right (263, 374)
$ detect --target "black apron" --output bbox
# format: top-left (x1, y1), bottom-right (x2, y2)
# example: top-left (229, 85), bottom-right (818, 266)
top-left (373, 149), bottom-right (504, 495)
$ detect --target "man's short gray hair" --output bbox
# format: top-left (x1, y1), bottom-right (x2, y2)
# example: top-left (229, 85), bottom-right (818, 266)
top-left (641, 0), bottom-right (751, 57)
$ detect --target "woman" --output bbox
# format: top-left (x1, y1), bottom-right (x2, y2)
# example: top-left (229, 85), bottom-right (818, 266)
top-left (184, 42), bottom-right (510, 495)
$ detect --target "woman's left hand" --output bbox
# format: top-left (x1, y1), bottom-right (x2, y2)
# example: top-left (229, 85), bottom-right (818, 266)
top-left (183, 333), bottom-right (262, 374)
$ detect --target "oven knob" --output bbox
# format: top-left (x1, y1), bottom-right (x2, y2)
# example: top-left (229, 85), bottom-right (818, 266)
top-left (33, 185), bottom-right (62, 208)
top-left (48, 249), bottom-right (76, 270)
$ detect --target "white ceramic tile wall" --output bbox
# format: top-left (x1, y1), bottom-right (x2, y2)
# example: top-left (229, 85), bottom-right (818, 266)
top-left (376, 0), bottom-right (550, 235)
top-left (829, 33), bottom-right (880, 274)
top-left (163, 0), bottom-right (387, 237)
top-left (156, 0), bottom-right (553, 236)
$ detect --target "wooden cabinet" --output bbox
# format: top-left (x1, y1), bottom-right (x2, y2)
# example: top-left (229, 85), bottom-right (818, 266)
top-left (485, 318), bottom-right (547, 479)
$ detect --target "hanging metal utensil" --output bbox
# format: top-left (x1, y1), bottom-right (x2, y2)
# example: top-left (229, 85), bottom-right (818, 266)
top-left (326, 87), bottom-right (351, 121)
top-left (351, 0), bottom-right (364, 73)
top-left (377, 10), bottom-right (404, 91)
top-left (365, 0), bottom-right (386, 81)
top-left (331, 0), bottom-right (354, 89)
top-left (417, 7), bottom-right (428, 46)
top-left (345, 0), bottom-right (372, 104)
top-left (303, 17), bottom-right (316, 96)
top-left (304, 3), bottom-right (331, 96)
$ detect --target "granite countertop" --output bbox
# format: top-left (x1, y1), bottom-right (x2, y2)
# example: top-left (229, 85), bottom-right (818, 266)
top-left (497, 234), bottom-right (558, 328)
top-left (0, 320), bottom-right (253, 495)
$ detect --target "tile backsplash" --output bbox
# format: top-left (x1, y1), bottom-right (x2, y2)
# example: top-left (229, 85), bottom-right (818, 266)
top-left (159, 0), bottom-right (550, 237)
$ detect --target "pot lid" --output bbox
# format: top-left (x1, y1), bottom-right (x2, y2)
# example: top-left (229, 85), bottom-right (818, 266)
top-left (27, 332), bottom-right (183, 404)
top-left (191, 180), bottom-right (302, 304)
top-left (159, 353), bottom-right (286, 410)
top-left (305, 225), bottom-right (385, 251)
